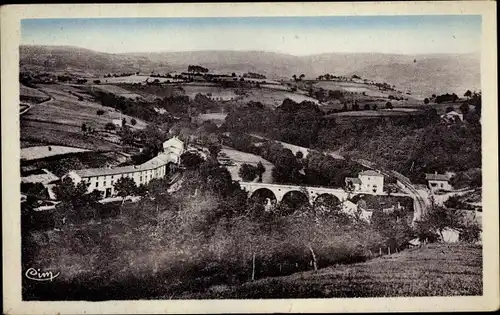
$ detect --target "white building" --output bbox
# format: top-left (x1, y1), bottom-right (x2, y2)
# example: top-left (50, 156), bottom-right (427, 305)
top-left (65, 137), bottom-right (185, 198)
top-left (163, 136), bottom-right (185, 164)
top-left (425, 172), bottom-right (453, 193)
top-left (112, 119), bottom-right (123, 128)
top-left (345, 170), bottom-right (384, 194)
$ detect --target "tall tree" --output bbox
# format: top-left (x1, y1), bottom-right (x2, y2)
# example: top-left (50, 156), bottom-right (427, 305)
top-left (114, 177), bottom-right (138, 197)
top-left (239, 163), bottom-right (258, 182)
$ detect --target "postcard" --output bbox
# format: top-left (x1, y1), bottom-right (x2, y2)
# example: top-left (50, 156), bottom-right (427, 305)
top-left (2, 2), bottom-right (498, 314)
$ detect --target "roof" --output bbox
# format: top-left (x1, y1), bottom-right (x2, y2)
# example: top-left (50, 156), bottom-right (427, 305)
top-left (425, 173), bottom-right (450, 181)
top-left (359, 170), bottom-right (383, 177)
top-left (73, 165), bottom-right (142, 178)
top-left (163, 137), bottom-right (184, 148)
top-left (345, 177), bottom-right (362, 185)
top-left (74, 153), bottom-right (176, 178)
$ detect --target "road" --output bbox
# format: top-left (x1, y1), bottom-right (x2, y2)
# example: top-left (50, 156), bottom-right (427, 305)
top-left (20, 88), bottom-right (53, 115)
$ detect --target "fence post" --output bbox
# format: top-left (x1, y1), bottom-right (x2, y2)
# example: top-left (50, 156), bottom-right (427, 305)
top-left (379, 248), bottom-right (382, 256)
top-left (251, 252), bottom-right (256, 281)
top-left (388, 247), bottom-right (391, 255)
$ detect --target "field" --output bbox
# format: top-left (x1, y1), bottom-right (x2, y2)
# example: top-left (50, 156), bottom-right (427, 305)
top-left (178, 243), bottom-right (482, 299)
top-left (20, 84), bottom-right (51, 103)
top-left (241, 88), bottom-right (319, 108)
top-left (21, 146), bottom-right (90, 161)
top-left (328, 108), bottom-right (423, 118)
top-left (88, 84), bottom-right (143, 99)
top-left (90, 75), bottom-right (184, 84)
top-left (196, 113), bottom-right (228, 127)
top-left (20, 83), bottom-right (147, 151)
top-left (181, 84), bottom-right (239, 100)
top-left (313, 81), bottom-right (390, 98)
top-left (114, 83), bottom-right (184, 99)
top-left (221, 147), bottom-right (274, 183)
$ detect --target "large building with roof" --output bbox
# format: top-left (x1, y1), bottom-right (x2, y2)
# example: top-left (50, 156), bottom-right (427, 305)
top-left (345, 170), bottom-right (384, 194)
top-left (65, 137), bottom-right (184, 198)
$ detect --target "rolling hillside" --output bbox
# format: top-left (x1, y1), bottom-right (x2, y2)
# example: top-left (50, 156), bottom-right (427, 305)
top-left (20, 45), bottom-right (480, 98)
top-left (177, 243), bottom-right (483, 299)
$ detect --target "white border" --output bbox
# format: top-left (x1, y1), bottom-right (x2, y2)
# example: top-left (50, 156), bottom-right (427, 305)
top-left (2, 2), bottom-right (498, 314)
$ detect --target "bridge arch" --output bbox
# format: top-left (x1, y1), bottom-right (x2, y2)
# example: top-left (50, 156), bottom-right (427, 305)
top-left (250, 188), bottom-right (277, 204)
top-left (281, 190), bottom-right (309, 209)
top-left (314, 193), bottom-right (341, 208)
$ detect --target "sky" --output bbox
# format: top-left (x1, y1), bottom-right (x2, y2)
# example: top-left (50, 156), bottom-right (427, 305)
top-left (21, 16), bottom-right (482, 56)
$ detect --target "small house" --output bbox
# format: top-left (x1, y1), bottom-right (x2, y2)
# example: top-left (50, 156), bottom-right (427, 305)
top-left (345, 170), bottom-right (384, 194)
top-left (425, 172), bottom-right (453, 193)
top-left (359, 170), bottom-right (384, 194)
top-left (112, 119), bottom-right (123, 128)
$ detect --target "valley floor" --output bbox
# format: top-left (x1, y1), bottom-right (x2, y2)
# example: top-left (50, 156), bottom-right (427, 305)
top-left (176, 243), bottom-right (482, 299)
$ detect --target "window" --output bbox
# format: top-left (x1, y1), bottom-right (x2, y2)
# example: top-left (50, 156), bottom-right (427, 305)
top-left (104, 181), bottom-right (107, 186)
top-left (440, 183), bottom-right (444, 188)
top-left (96, 182), bottom-right (99, 187)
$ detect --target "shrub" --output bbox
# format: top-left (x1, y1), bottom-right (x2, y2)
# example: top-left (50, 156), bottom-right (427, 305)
top-left (238, 163), bottom-right (258, 182)
top-left (97, 109), bottom-right (105, 115)
top-left (131, 118), bottom-right (137, 126)
top-left (105, 122), bottom-right (116, 131)
top-left (181, 151), bottom-right (205, 169)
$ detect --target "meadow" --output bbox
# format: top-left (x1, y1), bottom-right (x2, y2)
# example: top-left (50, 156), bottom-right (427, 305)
top-left (179, 243), bottom-right (483, 298)
top-left (220, 147), bottom-right (274, 183)
top-left (241, 89), bottom-right (319, 108)
top-left (20, 84), bottom-right (147, 150)
top-left (20, 84), bottom-right (51, 103)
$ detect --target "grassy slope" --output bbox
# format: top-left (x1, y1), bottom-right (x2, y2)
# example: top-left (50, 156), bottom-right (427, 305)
top-left (177, 244), bottom-right (482, 299)
top-left (20, 83), bottom-right (147, 151)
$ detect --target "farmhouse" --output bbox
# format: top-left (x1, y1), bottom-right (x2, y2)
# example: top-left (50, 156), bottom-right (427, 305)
top-left (441, 110), bottom-right (463, 124)
top-left (65, 137), bottom-right (185, 198)
top-left (112, 119), bottom-right (123, 128)
top-left (425, 172), bottom-right (453, 193)
top-left (345, 170), bottom-right (384, 194)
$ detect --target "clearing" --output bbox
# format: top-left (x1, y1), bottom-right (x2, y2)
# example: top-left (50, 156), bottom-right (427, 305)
top-left (221, 147), bottom-right (274, 183)
top-left (177, 243), bottom-right (482, 299)
top-left (20, 83), bottom-right (147, 151)
top-left (21, 146), bottom-right (90, 161)
top-left (20, 84), bottom-right (51, 103)
top-left (241, 88), bottom-right (319, 107)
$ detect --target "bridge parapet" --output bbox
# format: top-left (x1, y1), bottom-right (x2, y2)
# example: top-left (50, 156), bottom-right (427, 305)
top-left (238, 181), bottom-right (351, 203)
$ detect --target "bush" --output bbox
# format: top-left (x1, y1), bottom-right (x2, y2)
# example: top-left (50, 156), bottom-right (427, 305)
top-left (181, 151), bottom-right (205, 169)
top-left (97, 109), bottom-right (105, 116)
top-left (238, 163), bottom-right (258, 182)
top-left (131, 118), bottom-right (137, 126)
top-left (105, 122), bottom-right (116, 131)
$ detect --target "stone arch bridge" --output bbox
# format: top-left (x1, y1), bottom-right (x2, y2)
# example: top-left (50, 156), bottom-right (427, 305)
top-left (238, 181), bottom-right (357, 204)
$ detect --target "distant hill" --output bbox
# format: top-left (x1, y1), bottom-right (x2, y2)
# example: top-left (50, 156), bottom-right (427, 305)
top-left (20, 45), bottom-right (480, 98)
